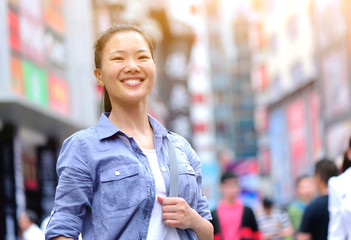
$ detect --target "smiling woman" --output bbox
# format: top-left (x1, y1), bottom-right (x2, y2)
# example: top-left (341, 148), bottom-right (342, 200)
top-left (93, 24), bottom-right (157, 113)
top-left (94, 30), bottom-right (156, 110)
top-left (44, 23), bottom-right (213, 240)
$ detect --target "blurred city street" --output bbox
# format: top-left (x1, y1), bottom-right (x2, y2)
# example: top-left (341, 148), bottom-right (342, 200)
top-left (1, 0), bottom-right (351, 238)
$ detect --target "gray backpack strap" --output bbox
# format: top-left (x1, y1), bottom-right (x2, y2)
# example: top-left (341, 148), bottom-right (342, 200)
top-left (166, 135), bottom-right (178, 197)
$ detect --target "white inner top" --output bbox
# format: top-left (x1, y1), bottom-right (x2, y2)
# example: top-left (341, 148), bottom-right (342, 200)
top-left (142, 148), bottom-right (180, 240)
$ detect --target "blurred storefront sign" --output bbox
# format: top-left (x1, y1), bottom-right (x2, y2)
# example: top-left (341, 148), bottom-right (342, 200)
top-left (308, 91), bottom-right (323, 160)
top-left (8, 8), bottom-right (20, 52)
top-left (321, 49), bottom-right (351, 120)
top-left (10, 55), bottom-right (24, 96)
top-left (49, 74), bottom-right (69, 115)
top-left (315, 0), bottom-right (351, 160)
top-left (269, 108), bottom-right (293, 206)
top-left (287, 99), bottom-right (307, 180)
top-left (7, 0), bottom-right (70, 116)
top-left (43, 0), bottom-right (65, 34)
top-left (19, 0), bottom-right (45, 66)
top-left (23, 60), bottom-right (48, 107)
top-left (44, 29), bottom-right (66, 69)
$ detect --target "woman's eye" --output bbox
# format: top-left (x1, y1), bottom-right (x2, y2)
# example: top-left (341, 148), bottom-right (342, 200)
top-left (139, 55), bottom-right (150, 60)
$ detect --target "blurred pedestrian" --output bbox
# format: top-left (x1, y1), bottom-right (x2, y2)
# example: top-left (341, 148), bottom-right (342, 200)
top-left (286, 175), bottom-right (316, 235)
top-left (210, 171), bottom-right (260, 240)
top-left (18, 209), bottom-right (45, 240)
top-left (45, 23), bottom-right (213, 240)
top-left (297, 159), bottom-right (338, 240)
top-left (256, 197), bottom-right (293, 240)
top-left (328, 137), bottom-right (351, 240)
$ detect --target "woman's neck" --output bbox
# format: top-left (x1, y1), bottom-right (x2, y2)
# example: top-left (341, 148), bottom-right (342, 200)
top-left (109, 102), bottom-right (150, 134)
top-left (108, 101), bottom-right (155, 149)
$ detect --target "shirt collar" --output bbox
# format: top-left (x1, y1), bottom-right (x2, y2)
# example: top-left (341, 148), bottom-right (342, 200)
top-left (95, 112), bottom-right (169, 140)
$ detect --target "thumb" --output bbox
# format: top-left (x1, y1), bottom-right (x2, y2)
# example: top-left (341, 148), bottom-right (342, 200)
top-left (157, 196), bottom-right (164, 204)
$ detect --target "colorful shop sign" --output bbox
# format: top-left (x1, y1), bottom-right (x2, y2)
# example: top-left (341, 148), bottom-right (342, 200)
top-left (23, 61), bottom-right (48, 106)
top-left (8, 8), bottom-right (20, 52)
top-left (287, 99), bottom-right (307, 180)
top-left (49, 74), bottom-right (69, 115)
top-left (44, 0), bottom-right (65, 34)
top-left (11, 55), bottom-right (24, 96)
top-left (19, 0), bottom-right (45, 65)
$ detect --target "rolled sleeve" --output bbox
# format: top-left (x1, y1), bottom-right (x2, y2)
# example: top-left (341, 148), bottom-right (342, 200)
top-left (45, 211), bottom-right (83, 239)
top-left (45, 134), bottom-right (93, 239)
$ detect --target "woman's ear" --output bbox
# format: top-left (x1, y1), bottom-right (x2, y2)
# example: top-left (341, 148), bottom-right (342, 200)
top-left (94, 69), bottom-right (104, 86)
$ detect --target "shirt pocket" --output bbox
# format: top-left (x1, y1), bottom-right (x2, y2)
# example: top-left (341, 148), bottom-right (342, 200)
top-left (178, 163), bottom-right (197, 205)
top-left (100, 164), bottom-right (140, 211)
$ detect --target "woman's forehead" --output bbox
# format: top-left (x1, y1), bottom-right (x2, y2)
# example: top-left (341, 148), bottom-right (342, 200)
top-left (105, 31), bottom-right (150, 50)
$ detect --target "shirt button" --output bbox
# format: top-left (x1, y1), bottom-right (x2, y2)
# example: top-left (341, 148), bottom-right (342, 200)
top-left (161, 166), bottom-right (167, 172)
top-left (186, 165), bottom-right (192, 171)
top-left (115, 170), bottom-right (120, 176)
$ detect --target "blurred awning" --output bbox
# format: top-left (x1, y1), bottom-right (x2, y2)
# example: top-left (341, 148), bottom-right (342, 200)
top-left (0, 95), bottom-right (83, 139)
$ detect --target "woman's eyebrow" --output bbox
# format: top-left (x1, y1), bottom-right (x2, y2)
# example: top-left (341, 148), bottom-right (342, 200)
top-left (109, 49), bottom-right (150, 55)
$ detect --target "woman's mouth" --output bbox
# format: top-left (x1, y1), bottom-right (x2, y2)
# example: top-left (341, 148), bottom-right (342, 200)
top-left (122, 78), bottom-right (143, 86)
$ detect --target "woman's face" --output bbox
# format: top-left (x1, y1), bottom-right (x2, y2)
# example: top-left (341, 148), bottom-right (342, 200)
top-left (95, 31), bottom-right (156, 105)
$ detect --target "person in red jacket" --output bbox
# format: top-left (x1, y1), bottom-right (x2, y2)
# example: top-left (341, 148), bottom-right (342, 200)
top-left (210, 171), bottom-right (261, 240)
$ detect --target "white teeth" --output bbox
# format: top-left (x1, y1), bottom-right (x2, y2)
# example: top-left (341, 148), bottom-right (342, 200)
top-left (124, 79), bottom-right (141, 84)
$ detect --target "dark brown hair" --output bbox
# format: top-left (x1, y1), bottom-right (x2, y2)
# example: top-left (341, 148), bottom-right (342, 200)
top-left (341, 151), bottom-right (351, 174)
top-left (220, 171), bottom-right (238, 183)
top-left (94, 23), bottom-right (157, 112)
top-left (314, 159), bottom-right (338, 185)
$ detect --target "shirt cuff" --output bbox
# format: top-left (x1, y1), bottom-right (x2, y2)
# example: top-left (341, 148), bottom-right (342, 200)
top-left (45, 211), bottom-right (83, 239)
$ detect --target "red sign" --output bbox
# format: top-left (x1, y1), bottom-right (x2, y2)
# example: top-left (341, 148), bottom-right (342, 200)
top-left (252, 64), bottom-right (269, 91)
top-left (308, 91), bottom-right (323, 160)
top-left (287, 99), bottom-right (307, 179)
top-left (23, 153), bottom-right (39, 191)
top-left (19, 0), bottom-right (45, 65)
top-left (20, 14), bottom-right (45, 65)
top-left (8, 9), bottom-right (20, 52)
top-left (49, 74), bottom-right (70, 115)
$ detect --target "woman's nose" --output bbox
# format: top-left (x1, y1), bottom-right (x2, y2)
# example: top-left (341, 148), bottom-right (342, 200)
top-left (124, 59), bottom-right (140, 73)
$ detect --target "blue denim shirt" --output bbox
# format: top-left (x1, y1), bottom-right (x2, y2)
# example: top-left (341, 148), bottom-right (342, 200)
top-left (45, 113), bottom-right (212, 240)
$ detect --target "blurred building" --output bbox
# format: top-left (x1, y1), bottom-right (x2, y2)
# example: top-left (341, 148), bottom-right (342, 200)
top-left (207, 1), bottom-right (257, 161)
top-left (250, 0), bottom-right (320, 206)
top-left (166, 0), bottom-right (220, 208)
top-left (250, 0), bottom-right (351, 206)
top-left (313, 0), bottom-right (351, 159)
top-left (204, 0), bottom-right (259, 207)
top-left (1, 0), bottom-right (97, 238)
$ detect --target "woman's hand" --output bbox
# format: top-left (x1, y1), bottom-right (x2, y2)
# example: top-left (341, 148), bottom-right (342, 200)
top-left (157, 196), bottom-right (213, 240)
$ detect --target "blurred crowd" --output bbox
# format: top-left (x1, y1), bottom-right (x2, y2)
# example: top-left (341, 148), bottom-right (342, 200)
top-left (210, 137), bottom-right (351, 240)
